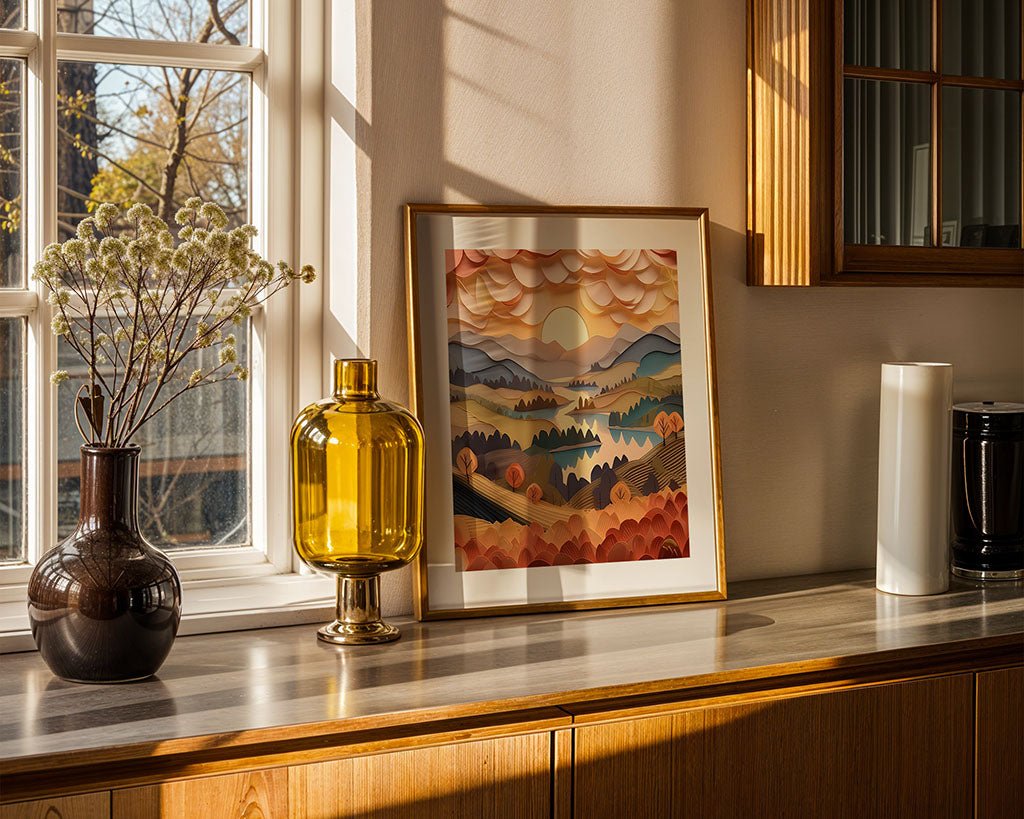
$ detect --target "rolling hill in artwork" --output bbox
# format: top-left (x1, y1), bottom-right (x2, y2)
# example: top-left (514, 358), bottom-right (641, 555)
top-left (601, 333), bottom-right (680, 370)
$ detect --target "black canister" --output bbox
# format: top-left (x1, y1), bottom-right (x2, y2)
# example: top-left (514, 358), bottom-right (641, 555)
top-left (950, 402), bottom-right (1024, 580)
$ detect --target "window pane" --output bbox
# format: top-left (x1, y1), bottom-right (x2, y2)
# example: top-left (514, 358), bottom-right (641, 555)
top-left (57, 61), bottom-right (249, 240)
top-left (0, 59), bottom-right (22, 287)
top-left (0, 317), bottom-right (24, 562)
top-left (57, 321), bottom-right (251, 550)
top-left (57, 0), bottom-right (249, 45)
top-left (943, 0), bottom-right (1021, 80)
top-left (844, 0), bottom-right (931, 71)
top-left (1, 0), bottom-right (22, 29)
top-left (844, 79), bottom-right (933, 245)
top-left (942, 87), bottom-right (1022, 247)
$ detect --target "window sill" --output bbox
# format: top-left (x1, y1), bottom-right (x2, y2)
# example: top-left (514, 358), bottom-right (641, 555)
top-left (0, 572), bottom-right (335, 653)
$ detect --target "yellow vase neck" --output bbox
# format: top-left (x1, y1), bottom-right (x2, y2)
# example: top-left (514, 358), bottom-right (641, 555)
top-left (333, 359), bottom-right (379, 400)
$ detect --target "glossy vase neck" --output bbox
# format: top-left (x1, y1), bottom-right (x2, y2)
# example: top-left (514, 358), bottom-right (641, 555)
top-left (79, 446), bottom-right (140, 532)
top-left (333, 359), bottom-right (379, 400)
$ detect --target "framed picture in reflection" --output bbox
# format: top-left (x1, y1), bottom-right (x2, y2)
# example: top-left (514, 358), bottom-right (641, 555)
top-left (404, 205), bottom-right (727, 619)
top-left (941, 220), bottom-right (959, 248)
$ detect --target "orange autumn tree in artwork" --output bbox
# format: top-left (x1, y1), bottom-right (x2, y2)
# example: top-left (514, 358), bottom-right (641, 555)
top-left (611, 481), bottom-right (631, 504)
top-left (455, 447), bottom-right (478, 480)
top-left (505, 463), bottom-right (525, 492)
top-left (668, 412), bottom-right (683, 439)
top-left (447, 249), bottom-right (688, 571)
top-left (454, 489), bottom-right (690, 570)
top-left (653, 412), bottom-right (672, 446)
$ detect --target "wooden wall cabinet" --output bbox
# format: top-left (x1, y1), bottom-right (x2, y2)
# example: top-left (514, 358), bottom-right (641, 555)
top-left (747, 0), bottom-right (1024, 287)
top-left (4, 667), bottom-right (1020, 818)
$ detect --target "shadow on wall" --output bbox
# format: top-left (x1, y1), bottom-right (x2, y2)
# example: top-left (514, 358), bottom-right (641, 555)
top-left (324, 1), bottom-right (1024, 616)
top-left (323, 0), bottom-right (550, 370)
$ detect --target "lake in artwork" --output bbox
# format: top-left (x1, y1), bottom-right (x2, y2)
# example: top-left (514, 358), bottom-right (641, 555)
top-left (446, 249), bottom-right (689, 571)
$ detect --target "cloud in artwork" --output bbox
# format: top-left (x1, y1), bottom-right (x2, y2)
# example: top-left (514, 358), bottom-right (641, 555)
top-left (446, 249), bottom-right (679, 341)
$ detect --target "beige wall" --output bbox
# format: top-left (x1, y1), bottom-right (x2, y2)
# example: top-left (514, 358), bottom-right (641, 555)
top-left (332, 0), bottom-right (1024, 614)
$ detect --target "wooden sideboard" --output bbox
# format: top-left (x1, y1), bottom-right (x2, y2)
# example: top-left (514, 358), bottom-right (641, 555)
top-left (1, 572), bottom-right (1021, 818)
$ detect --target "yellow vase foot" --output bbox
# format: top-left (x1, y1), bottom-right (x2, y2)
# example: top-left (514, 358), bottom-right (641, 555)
top-left (317, 619), bottom-right (401, 645)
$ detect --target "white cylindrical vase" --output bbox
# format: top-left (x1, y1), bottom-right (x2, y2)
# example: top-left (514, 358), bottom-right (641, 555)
top-left (876, 362), bottom-right (953, 595)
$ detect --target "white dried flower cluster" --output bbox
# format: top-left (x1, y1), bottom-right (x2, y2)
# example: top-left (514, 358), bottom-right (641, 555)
top-left (33, 198), bottom-right (317, 446)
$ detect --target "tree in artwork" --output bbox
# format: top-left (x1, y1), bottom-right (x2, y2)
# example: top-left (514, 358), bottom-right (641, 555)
top-left (505, 463), bottom-right (525, 492)
top-left (456, 447), bottom-right (478, 481)
top-left (653, 412), bottom-right (672, 446)
top-left (610, 481), bottom-right (631, 504)
top-left (668, 411), bottom-right (683, 440)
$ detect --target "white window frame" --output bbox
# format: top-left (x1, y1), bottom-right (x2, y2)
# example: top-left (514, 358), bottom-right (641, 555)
top-left (0, 0), bottom-right (333, 652)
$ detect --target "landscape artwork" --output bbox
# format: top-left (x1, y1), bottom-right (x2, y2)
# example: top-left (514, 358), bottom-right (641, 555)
top-left (446, 249), bottom-right (689, 572)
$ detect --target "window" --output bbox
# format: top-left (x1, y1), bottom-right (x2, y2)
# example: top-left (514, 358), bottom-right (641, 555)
top-left (0, 2), bottom-right (330, 650)
top-left (0, 318), bottom-right (24, 562)
top-left (839, 0), bottom-right (1023, 277)
top-left (53, 54), bottom-right (253, 551)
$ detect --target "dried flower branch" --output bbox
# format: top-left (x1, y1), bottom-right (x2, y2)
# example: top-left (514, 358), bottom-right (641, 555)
top-left (33, 198), bottom-right (316, 447)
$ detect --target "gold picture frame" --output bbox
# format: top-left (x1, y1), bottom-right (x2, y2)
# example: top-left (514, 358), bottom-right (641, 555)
top-left (405, 204), bottom-right (726, 619)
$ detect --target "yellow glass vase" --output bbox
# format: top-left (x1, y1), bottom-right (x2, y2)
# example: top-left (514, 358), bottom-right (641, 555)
top-left (291, 359), bottom-right (424, 644)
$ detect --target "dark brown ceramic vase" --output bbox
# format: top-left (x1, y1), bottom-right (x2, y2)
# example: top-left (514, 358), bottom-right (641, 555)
top-left (28, 446), bottom-right (182, 683)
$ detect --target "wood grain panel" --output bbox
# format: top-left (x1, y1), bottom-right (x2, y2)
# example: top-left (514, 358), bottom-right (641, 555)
top-left (0, 793), bottom-right (109, 819)
top-left (552, 729), bottom-right (572, 819)
top-left (575, 675), bottom-right (972, 818)
top-left (747, 0), bottom-right (813, 286)
top-left (976, 667), bottom-right (1024, 819)
top-left (0, 709), bottom-right (569, 805)
top-left (574, 709), bottom-right (705, 819)
top-left (113, 768), bottom-right (286, 819)
top-left (707, 674), bottom-right (972, 818)
top-left (288, 732), bottom-right (550, 819)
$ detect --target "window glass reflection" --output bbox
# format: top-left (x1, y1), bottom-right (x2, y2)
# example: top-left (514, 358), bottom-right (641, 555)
top-left (943, 0), bottom-right (1021, 80)
top-left (941, 87), bottom-right (1021, 247)
top-left (844, 79), bottom-right (933, 246)
top-left (845, 0), bottom-right (931, 71)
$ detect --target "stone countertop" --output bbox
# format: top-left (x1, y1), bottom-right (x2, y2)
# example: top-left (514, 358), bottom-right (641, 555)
top-left (1, 570), bottom-right (1021, 770)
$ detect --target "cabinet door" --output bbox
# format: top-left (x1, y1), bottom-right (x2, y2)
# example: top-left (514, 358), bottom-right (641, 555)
top-left (1, 793), bottom-right (110, 819)
top-left (573, 709), bottom-right (705, 819)
top-left (113, 769), bottom-right (285, 818)
top-left (289, 732), bottom-right (551, 819)
top-left (575, 674), bottom-right (972, 819)
top-left (976, 667), bottom-right (1024, 819)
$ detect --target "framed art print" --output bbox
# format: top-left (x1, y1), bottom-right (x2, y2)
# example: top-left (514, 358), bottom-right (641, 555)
top-left (405, 205), bottom-right (725, 618)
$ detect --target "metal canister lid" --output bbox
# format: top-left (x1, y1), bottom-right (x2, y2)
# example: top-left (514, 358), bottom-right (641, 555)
top-left (953, 402), bottom-right (1024, 435)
